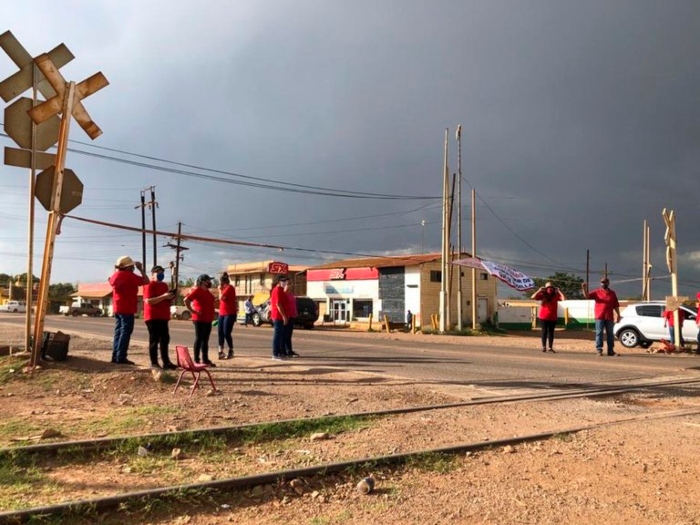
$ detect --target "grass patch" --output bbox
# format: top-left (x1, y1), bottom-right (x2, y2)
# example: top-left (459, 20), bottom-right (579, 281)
top-left (404, 452), bottom-right (456, 473)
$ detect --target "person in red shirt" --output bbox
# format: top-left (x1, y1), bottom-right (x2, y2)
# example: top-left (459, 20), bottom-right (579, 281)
top-left (531, 281), bottom-right (566, 353)
top-left (581, 277), bottom-right (621, 356)
top-left (270, 275), bottom-right (289, 360)
top-left (184, 274), bottom-right (216, 366)
top-left (108, 255), bottom-right (149, 365)
top-left (283, 281), bottom-right (299, 358)
top-left (663, 307), bottom-right (686, 348)
top-left (143, 265), bottom-right (176, 369)
top-left (217, 272), bottom-right (237, 360)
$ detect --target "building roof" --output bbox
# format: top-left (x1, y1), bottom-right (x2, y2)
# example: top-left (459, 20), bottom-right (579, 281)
top-left (309, 252), bottom-right (471, 270)
top-left (225, 260), bottom-right (307, 275)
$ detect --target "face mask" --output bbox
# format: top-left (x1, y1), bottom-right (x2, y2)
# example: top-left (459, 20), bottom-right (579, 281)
top-left (156, 272), bottom-right (165, 282)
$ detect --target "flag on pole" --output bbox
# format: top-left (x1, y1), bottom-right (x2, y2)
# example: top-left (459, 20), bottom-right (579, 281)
top-left (452, 257), bottom-right (535, 292)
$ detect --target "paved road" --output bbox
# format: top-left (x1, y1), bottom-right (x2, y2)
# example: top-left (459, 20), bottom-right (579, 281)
top-left (2, 314), bottom-right (699, 392)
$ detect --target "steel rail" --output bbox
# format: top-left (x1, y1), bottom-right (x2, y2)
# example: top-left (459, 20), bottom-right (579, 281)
top-left (1, 407), bottom-right (699, 524)
top-left (3, 376), bottom-right (700, 458)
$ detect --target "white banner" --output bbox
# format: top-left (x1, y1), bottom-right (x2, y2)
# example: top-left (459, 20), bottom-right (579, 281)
top-left (452, 258), bottom-right (535, 291)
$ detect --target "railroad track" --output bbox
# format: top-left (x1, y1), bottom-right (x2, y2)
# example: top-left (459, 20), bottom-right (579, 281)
top-left (1, 377), bottom-right (700, 524)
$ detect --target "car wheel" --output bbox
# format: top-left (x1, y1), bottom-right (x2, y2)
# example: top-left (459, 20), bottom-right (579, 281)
top-left (252, 313), bottom-right (261, 327)
top-left (618, 328), bottom-right (640, 348)
top-left (639, 341), bottom-right (652, 349)
top-left (12, 309), bottom-right (18, 313)
top-left (72, 310), bottom-right (80, 317)
top-left (180, 311), bottom-right (191, 321)
top-left (304, 323), bottom-right (314, 330)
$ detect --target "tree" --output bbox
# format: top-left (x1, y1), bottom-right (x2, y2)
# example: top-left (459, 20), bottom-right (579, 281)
top-left (49, 283), bottom-right (77, 301)
top-left (532, 272), bottom-right (585, 300)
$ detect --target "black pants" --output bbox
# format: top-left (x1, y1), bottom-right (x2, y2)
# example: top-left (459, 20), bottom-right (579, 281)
top-left (193, 321), bottom-right (212, 362)
top-left (540, 319), bottom-right (556, 349)
top-left (145, 319), bottom-right (171, 366)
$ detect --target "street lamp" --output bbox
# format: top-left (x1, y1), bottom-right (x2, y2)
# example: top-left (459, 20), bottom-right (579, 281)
top-left (421, 220), bottom-right (426, 253)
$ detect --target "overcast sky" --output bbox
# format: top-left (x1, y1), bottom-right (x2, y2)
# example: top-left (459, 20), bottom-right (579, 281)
top-left (1, 0), bottom-right (699, 299)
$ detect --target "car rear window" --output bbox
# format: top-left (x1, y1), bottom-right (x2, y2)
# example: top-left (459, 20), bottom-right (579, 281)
top-left (636, 305), bottom-right (663, 317)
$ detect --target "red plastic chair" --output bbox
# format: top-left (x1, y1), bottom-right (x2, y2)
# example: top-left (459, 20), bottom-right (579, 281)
top-left (173, 346), bottom-right (218, 397)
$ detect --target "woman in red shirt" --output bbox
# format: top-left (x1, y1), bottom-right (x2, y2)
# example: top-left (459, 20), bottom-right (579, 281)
top-left (184, 274), bottom-right (216, 366)
top-left (531, 282), bottom-right (566, 353)
top-left (217, 272), bottom-right (237, 360)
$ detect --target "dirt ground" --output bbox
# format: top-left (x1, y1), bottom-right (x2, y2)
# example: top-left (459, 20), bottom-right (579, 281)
top-left (2, 323), bottom-right (700, 524)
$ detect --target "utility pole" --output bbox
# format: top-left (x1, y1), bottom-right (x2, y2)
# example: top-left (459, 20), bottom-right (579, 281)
top-left (456, 124), bottom-right (463, 331)
top-left (470, 187), bottom-right (477, 330)
top-left (149, 186), bottom-right (158, 266)
top-left (439, 129), bottom-right (449, 333)
top-left (136, 189), bottom-right (147, 270)
top-left (164, 222), bottom-right (188, 298)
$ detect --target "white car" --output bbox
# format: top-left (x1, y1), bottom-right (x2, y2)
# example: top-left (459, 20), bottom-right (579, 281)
top-left (0, 300), bottom-right (27, 313)
top-left (614, 302), bottom-right (698, 348)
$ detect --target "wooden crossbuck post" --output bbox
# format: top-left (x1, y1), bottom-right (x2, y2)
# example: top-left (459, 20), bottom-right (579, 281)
top-left (28, 54), bottom-right (108, 368)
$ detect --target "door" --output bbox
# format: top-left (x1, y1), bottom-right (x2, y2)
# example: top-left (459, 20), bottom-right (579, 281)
top-left (331, 300), bottom-right (349, 323)
top-left (477, 298), bottom-right (489, 323)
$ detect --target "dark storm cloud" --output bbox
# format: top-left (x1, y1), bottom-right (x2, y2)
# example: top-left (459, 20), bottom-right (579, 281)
top-left (1, 1), bottom-right (698, 298)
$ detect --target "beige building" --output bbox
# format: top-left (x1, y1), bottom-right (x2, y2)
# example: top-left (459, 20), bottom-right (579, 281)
top-left (225, 260), bottom-right (307, 307)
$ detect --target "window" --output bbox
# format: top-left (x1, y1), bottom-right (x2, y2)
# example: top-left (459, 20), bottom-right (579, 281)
top-left (353, 300), bottom-right (373, 318)
top-left (430, 271), bottom-right (441, 282)
top-left (235, 276), bottom-right (240, 286)
top-left (637, 305), bottom-right (662, 317)
top-left (479, 273), bottom-right (489, 281)
top-left (259, 273), bottom-right (265, 285)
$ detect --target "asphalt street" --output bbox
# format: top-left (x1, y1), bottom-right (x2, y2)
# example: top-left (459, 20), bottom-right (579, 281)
top-left (2, 314), bottom-right (698, 392)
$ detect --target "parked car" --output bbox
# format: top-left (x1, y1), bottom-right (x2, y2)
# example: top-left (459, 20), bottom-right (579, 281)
top-left (59, 302), bottom-right (102, 317)
top-left (0, 300), bottom-right (27, 313)
top-left (614, 302), bottom-right (697, 348)
top-left (170, 305), bottom-right (219, 321)
top-left (251, 296), bottom-right (319, 329)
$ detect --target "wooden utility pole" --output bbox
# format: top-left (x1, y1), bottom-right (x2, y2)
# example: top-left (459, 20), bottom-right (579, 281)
top-left (439, 129), bottom-right (448, 333)
top-left (471, 188), bottom-right (477, 329)
top-left (642, 220), bottom-right (652, 301)
top-left (456, 124), bottom-right (463, 331)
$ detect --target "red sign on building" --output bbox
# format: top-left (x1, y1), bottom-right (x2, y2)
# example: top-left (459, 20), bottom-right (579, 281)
top-left (267, 262), bottom-right (289, 274)
top-left (329, 268), bottom-right (346, 280)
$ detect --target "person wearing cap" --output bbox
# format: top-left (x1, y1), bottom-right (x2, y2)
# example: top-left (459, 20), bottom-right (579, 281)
top-left (581, 277), bottom-right (621, 356)
top-left (531, 282), bottom-right (566, 353)
top-left (270, 275), bottom-right (289, 360)
top-left (217, 272), bottom-right (237, 360)
top-left (143, 265), bottom-right (177, 369)
top-left (184, 274), bottom-right (216, 366)
top-left (108, 256), bottom-right (149, 365)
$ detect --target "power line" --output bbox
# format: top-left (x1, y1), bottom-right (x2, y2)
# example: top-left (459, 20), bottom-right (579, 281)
top-left (0, 130), bottom-right (439, 201)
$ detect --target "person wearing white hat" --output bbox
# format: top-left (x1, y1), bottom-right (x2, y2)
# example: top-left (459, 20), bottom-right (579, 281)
top-left (108, 256), bottom-right (149, 365)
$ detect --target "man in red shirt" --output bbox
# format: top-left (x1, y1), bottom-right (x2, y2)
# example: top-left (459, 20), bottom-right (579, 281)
top-left (582, 277), bottom-right (621, 356)
top-left (663, 306), bottom-right (686, 348)
top-left (270, 275), bottom-right (289, 360)
top-left (143, 265), bottom-right (176, 369)
top-left (695, 292), bottom-right (700, 351)
top-left (108, 256), bottom-right (149, 365)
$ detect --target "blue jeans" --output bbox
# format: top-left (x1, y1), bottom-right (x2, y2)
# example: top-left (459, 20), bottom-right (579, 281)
top-left (595, 319), bottom-right (615, 353)
top-left (112, 314), bottom-right (135, 362)
top-left (217, 314), bottom-right (236, 351)
top-left (668, 327), bottom-right (685, 347)
top-left (272, 320), bottom-right (286, 356)
top-left (284, 318), bottom-right (296, 354)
